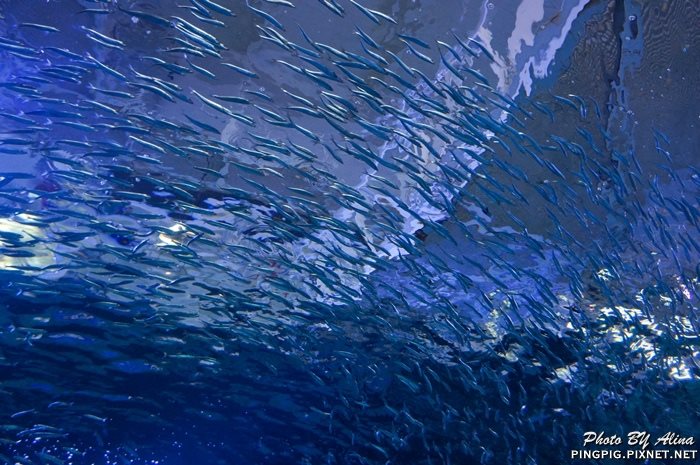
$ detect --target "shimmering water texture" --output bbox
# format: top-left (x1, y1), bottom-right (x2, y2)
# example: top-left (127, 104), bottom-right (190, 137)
top-left (0, 0), bottom-right (698, 464)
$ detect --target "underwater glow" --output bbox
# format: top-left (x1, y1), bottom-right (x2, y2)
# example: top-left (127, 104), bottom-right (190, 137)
top-left (0, 0), bottom-right (698, 464)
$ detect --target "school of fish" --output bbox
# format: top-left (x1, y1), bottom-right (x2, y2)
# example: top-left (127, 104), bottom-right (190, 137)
top-left (0, 0), bottom-right (698, 464)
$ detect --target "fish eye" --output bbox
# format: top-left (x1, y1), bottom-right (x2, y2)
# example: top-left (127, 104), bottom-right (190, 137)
top-left (111, 234), bottom-right (133, 246)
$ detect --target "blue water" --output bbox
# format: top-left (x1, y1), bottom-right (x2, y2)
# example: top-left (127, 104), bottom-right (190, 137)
top-left (0, 1), bottom-right (698, 464)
